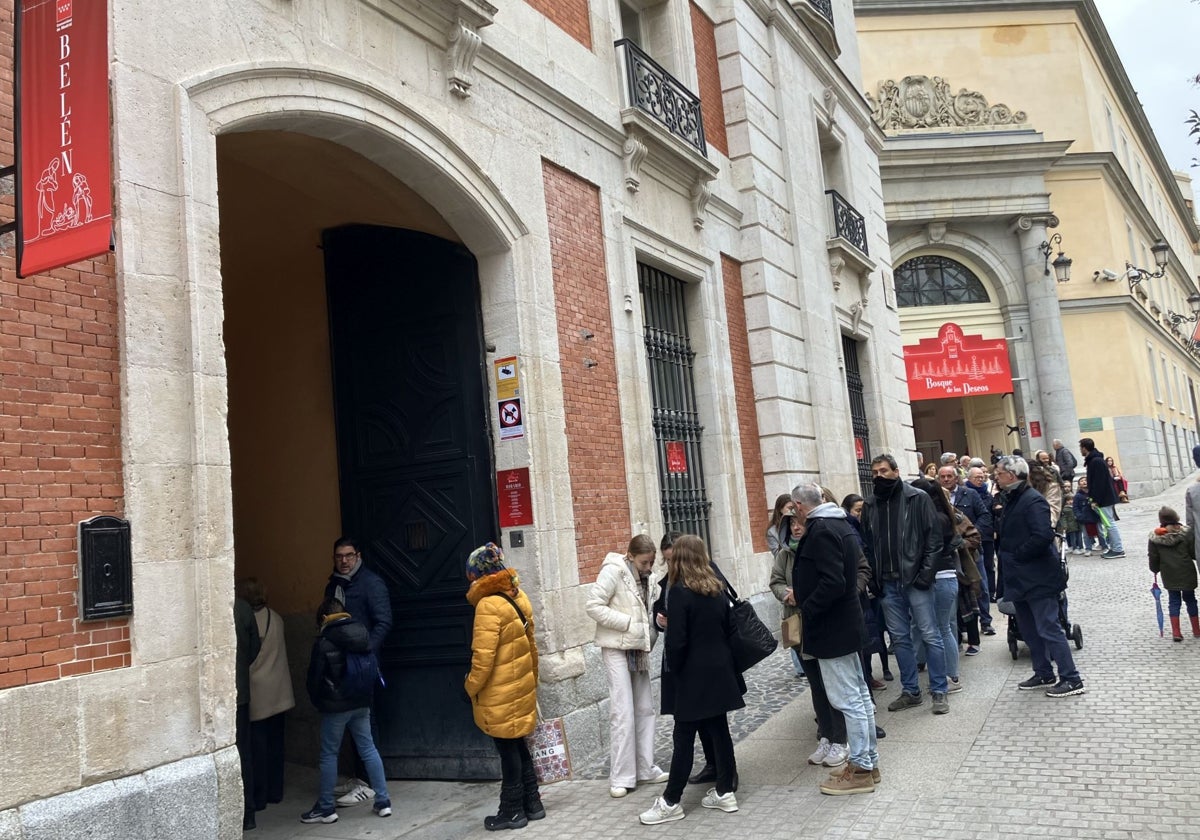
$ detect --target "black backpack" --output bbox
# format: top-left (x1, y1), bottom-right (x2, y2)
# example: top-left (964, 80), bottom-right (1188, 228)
top-left (340, 649), bottom-right (381, 699)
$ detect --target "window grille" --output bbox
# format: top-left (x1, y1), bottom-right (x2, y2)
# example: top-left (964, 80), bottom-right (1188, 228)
top-left (639, 264), bottom-right (711, 544)
top-left (843, 335), bottom-right (873, 497)
top-left (895, 255), bottom-right (989, 308)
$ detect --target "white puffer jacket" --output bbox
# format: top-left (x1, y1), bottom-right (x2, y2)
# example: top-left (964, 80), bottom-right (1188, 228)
top-left (586, 552), bottom-right (655, 651)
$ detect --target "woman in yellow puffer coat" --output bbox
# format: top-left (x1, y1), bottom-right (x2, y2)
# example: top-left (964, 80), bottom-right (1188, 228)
top-left (465, 543), bottom-right (541, 831)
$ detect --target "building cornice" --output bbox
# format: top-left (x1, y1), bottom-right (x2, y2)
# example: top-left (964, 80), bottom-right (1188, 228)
top-left (853, 0), bottom-right (1200, 244)
top-left (880, 135), bottom-right (1073, 178)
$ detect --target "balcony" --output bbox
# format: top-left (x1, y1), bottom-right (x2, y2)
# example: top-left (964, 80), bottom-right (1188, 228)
top-left (614, 38), bottom-right (718, 227)
top-left (825, 189), bottom-right (874, 280)
top-left (790, 1), bottom-right (839, 57)
top-left (615, 39), bottom-right (707, 156)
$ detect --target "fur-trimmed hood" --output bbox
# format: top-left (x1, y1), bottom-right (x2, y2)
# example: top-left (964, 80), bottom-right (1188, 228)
top-left (466, 569), bottom-right (521, 606)
top-left (1150, 528), bottom-right (1189, 548)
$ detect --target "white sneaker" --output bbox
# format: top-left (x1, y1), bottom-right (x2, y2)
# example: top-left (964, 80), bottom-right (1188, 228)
top-left (639, 796), bottom-right (685, 825)
top-left (823, 742), bottom-right (849, 767)
top-left (807, 737), bottom-right (831, 765)
top-left (947, 677), bottom-right (963, 693)
top-left (1071, 548), bottom-right (1083, 555)
top-left (701, 788), bottom-right (739, 812)
top-left (640, 767), bottom-right (669, 784)
top-left (336, 784), bottom-right (375, 807)
top-left (334, 777), bottom-right (365, 796)
top-left (609, 786), bottom-right (629, 798)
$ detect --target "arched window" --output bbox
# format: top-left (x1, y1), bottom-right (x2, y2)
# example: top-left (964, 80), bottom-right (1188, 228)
top-left (894, 256), bottom-right (990, 307)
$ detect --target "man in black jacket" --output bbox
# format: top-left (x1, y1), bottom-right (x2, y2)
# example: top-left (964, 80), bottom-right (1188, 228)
top-left (994, 457), bottom-right (1084, 697)
top-left (1079, 438), bottom-right (1125, 558)
top-left (790, 483), bottom-right (879, 796)
top-left (861, 454), bottom-right (947, 714)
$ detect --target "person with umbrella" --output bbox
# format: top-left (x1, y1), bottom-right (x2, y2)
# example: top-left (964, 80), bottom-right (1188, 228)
top-left (1148, 507), bottom-right (1199, 642)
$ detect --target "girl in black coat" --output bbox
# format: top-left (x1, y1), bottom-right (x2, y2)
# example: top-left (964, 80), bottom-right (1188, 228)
top-left (639, 536), bottom-right (744, 825)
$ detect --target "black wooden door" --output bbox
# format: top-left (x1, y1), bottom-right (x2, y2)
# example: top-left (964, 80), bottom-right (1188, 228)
top-left (323, 225), bottom-right (499, 779)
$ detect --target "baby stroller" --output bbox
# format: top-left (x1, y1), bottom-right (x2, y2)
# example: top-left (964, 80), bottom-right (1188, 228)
top-left (1001, 533), bottom-right (1083, 659)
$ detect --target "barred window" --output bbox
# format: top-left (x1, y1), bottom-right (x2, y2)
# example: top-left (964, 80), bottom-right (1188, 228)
top-left (895, 256), bottom-right (989, 308)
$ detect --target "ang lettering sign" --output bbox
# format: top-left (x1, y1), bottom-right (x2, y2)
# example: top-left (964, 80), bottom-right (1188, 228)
top-left (17, 0), bottom-right (112, 277)
top-left (903, 323), bottom-right (1013, 402)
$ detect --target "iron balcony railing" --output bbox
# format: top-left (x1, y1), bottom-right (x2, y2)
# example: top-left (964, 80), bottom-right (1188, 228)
top-left (826, 189), bottom-right (868, 256)
top-left (615, 39), bottom-right (707, 156)
top-left (806, 0), bottom-right (834, 26)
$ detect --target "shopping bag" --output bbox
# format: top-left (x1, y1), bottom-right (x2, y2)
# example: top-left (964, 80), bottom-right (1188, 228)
top-left (1094, 503), bottom-right (1113, 540)
top-left (781, 613), bottom-right (803, 649)
top-left (525, 709), bottom-right (572, 784)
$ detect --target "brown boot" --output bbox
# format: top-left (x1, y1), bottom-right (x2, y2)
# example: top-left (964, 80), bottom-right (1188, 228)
top-left (1171, 616), bottom-right (1183, 642)
top-left (829, 764), bottom-right (881, 784)
top-left (819, 763), bottom-right (875, 796)
top-left (1190, 614), bottom-right (1200, 638)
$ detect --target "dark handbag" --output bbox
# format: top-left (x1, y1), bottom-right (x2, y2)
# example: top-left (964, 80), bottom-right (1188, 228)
top-left (725, 582), bottom-right (778, 672)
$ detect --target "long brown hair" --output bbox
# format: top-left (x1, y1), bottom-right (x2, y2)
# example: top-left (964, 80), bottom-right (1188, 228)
top-left (666, 535), bottom-right (724, 597)
top-left (627, 534), bottom-right (656, 557)
top-left (769, 493), bottom-right (792, 529)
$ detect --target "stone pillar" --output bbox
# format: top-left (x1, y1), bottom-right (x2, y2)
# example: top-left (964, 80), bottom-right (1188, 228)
top-left (1013, 215), bottom-right (1080, 450)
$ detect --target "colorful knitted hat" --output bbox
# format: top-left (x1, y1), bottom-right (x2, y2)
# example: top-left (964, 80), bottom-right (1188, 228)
top-left (466, 542), bottom-right (507, 580)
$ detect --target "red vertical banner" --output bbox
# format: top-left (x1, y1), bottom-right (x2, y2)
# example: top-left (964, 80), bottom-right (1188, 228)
top-left (17, 0), bottom-right (112, 277)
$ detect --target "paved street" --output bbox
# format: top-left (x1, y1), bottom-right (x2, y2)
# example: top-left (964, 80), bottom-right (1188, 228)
top-left (249, 477), bottom-right (1200, 840)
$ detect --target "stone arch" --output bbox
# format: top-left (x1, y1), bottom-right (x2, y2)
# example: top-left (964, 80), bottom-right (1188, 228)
top-left (181, 62), bottom-right (528, 257)
top-left (888, 228), bottom-right (1025, 312)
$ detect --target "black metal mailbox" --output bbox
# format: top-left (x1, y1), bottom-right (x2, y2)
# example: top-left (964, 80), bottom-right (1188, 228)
top-left (78, 515), bottom-right (133, 621)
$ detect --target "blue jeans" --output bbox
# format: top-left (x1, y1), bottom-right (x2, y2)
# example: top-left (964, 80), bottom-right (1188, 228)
top-left (1014, 597), bottom-right (1080, 682)
top-left (883, 580), bottom-right (947, 694)
top-left (1168, 589), bottom-right (1199, 617)
top-left (1065, 530), bottom-right (1082, 550)
top-left (818, 653), bottom-right (878, 771)
top-left (1097, 506), bottom-right (1123, 552)
top-left (318, 707), bottom-right (389, 811)
top-left (933, 576), bottom-right (960, 680)
top-left (975, 552), bottom-right (993, 628)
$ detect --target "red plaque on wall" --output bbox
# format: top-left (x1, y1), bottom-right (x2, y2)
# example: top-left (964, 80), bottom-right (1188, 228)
top-left (665, 441), bottom-right (688, 474)
top-left (498, 468), bottom-right (534, 528)
top-left (903, 323), bottom-right (1013, 402)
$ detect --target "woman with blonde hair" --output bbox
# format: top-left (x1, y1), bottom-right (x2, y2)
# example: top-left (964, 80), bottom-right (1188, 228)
top-left (587, 534), bottom-right (668, 799)
top-left (640, 536), bottom-right (744, 825)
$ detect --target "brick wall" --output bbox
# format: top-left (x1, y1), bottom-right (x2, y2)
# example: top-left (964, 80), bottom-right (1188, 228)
top-left (526, 0), bottom-right (592, 50)
top-left (721, 254), bottom-right (768, 552)
top-left (0, 3), bottom-right (128, 690)
top-left (542, 161), bottom-right (630, 581)
top-left (690, 2), bottom-right (728, 157)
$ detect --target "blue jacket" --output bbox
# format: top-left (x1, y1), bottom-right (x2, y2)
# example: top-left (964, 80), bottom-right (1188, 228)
top-left (996, 482), bottom-right (1064, 602)
top-left (952, 484), bottom-right (990, 537)
top-left (324, 564), bottom-right (393, 654)
top-left (1072, 490), bottom-right (1098, 524)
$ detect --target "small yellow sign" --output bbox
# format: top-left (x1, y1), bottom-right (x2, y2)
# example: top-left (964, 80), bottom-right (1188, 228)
top-left (495, 356), bottom-right (520, 401)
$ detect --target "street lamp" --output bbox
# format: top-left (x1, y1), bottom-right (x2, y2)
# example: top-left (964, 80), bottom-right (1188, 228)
top-left (1167, 293), bottom-right (1200, 329)
top-left (1127, 238), bottom-right (1171, 290)
top-left (1039, 233), bottom-right (1072, 283)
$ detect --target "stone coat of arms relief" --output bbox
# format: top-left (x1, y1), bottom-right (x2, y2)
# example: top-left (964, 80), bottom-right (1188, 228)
top-left (866, 75), bottom-right (1028, 131)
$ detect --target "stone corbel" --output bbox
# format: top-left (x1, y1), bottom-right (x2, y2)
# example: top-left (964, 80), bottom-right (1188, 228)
top-left (691, 176), bottom-right (713, 229)
top-left (623, 134), bottom-right (648, 193)
top-left (926, 221), bottom-right (947, 244)
top-left (829, 254), bottom-right (846, 291)
top-left (850, 299), bottom-right (867, 334)
top-left (446, 18), bottom-right (484, 98)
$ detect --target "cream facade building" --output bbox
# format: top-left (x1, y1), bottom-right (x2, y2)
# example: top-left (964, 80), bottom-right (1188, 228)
top-left (856, 0), bottom-right (1200, 496)
top-left (1, 1), bottom-right (913, 836)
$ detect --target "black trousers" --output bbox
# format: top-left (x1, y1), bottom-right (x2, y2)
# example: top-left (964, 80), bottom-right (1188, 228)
top-left (801, 656), bottom-right (846, 743)
top-left (236, 703), bottom-right (254, 825)
top-left (250, 712), bottom-right (286, 809)
top-left (664, 715), bottom-right (735, 804)
top-left (493, 736), bottom-right (535, 792)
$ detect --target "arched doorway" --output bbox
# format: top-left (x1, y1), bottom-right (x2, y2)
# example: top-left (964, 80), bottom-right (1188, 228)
top-left (218, 130), bottom-right (500, 779)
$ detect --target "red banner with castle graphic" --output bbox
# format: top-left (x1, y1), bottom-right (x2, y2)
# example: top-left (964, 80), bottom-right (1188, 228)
top-left (17, 0), bottom-right (112, 277)
top-left (903, 323), bottom-right (1013, 401)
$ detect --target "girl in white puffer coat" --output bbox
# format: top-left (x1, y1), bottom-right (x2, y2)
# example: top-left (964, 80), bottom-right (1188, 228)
top-left (586, 534), bottom-right (669, 799)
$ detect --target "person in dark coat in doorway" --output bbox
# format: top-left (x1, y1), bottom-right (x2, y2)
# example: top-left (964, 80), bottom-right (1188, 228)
top-left (639, 535), bottom-right (745, 825)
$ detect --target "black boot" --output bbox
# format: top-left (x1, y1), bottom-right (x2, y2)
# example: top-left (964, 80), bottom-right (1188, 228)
top-left (521, 763), bottom-right (545, 820)
top-left (688, 764), bottom-right (716, 784)
top-left (484, 783), bottom-right (528, 831)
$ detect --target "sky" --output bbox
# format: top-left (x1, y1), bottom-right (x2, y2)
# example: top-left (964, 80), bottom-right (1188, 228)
top-left (1091, 0), bottom-right (1200, 206)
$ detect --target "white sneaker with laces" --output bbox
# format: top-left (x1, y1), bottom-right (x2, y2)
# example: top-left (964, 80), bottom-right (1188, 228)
top-left (701, 788), bottom-right (738, 812)
top-left (639, 796), bottom-right (685, 825)
top-left (336, 784), bottom-right (375, 807)
top-left (823, 742), bottom-right (849, 767)
top-left (334, 777), bottom-right (365, 796)
top-left (640, 767), bottom-right (669, 784)
top-left (807, 737), bottom-right (831, 765)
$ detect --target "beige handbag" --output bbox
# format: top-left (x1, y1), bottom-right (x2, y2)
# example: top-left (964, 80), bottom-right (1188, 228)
top-left (781, 612), bottom-right (803, 649)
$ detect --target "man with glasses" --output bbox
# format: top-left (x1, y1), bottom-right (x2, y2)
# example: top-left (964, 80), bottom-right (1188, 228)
top-left (325, 537), bottom-right (393, 807)
top-left (861, 454), bottom-right (947, 714)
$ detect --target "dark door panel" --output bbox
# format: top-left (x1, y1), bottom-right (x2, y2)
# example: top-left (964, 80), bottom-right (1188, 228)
top-left (323, 224), bottom-right (498, 779)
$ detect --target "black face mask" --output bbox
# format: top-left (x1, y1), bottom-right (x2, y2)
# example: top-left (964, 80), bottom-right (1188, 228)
top-left (873, 476), bottom-right (899, 497)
